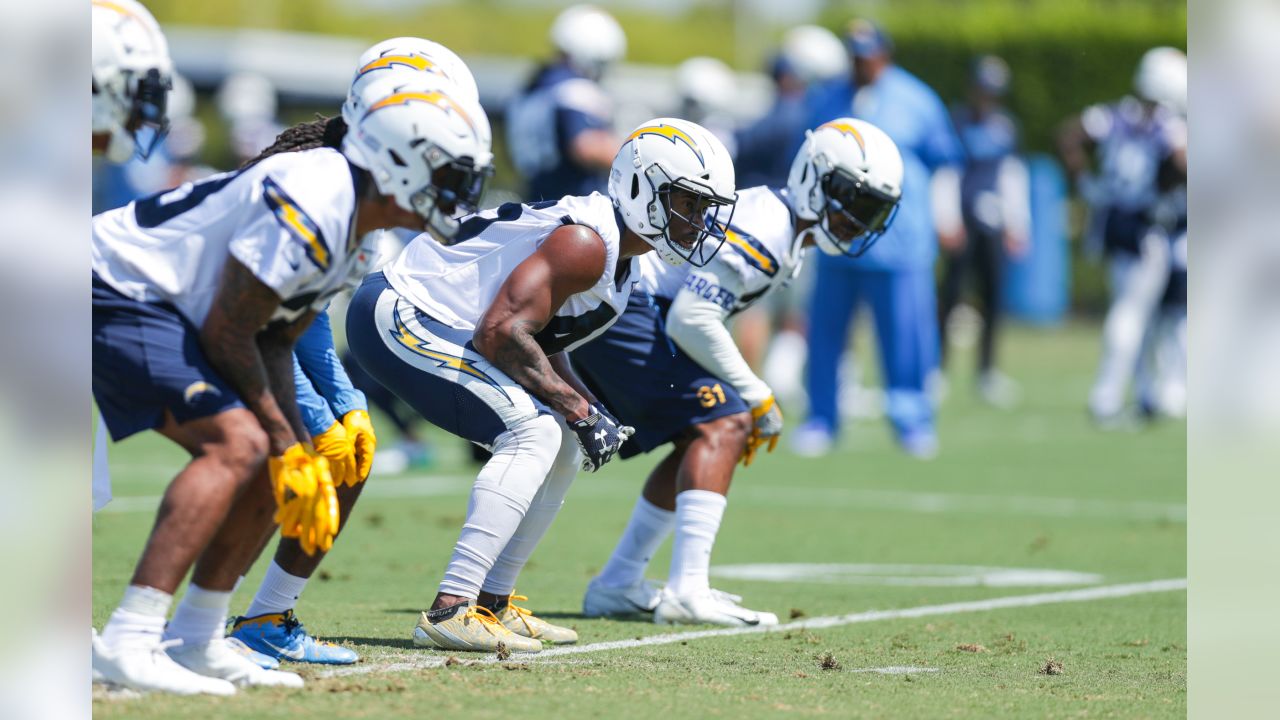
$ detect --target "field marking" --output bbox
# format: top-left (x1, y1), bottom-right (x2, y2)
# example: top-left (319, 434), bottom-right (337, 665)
top-left (319, 578), bottom-right (1186, 679)
top-left (850, 666), bottom-right (940, 674)
top-left (96, 475), bottom-right (474, 514)
top-left (710, 563), bottom-right (1105, 588)
top-left (98, 470), bottom-right (1185, 523)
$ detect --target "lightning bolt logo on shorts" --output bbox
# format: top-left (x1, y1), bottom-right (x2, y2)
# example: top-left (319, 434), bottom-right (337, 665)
top-left (389, 303), bottom-right (513, 404)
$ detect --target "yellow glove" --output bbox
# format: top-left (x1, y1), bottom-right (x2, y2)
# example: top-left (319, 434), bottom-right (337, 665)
top-left (341, 409), bottom-right (377, 484)
top-left (742, 395), bottom-right (783, 467)
top-left (311, 421), bottom-right (356, 488)
top-left (269, 444), bottom-right (340, 556)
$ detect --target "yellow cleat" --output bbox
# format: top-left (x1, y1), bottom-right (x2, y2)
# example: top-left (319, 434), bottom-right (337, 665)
top-left (412, 600), bottom-right (542, 654)
top-left (494, 593), bottom-right (579, 645)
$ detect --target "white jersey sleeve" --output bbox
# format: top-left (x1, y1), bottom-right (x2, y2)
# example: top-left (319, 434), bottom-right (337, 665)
top-left (667, 261), bottom-right (772, 405)
top-left (92, 147), bottom-right (361, 326)
top-left (228, 158), bottom-right (356, 309)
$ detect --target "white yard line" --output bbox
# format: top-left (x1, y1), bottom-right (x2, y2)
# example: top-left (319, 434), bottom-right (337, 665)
top-left (99, 472), bottom-right (1185, 522)
top-left (319, 578), bottom-right (1187, 679)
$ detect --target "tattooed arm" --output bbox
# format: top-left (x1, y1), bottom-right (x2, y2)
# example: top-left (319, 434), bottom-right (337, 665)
top-left (473, 225), bottom-right (606, 423)
top-left (200, 257), bottom-right (313, 455)
top-left (258, 311), bottom-right (318, 445)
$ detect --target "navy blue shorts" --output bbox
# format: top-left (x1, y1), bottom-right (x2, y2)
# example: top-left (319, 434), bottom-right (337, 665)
top-left (345, 272), bottom-right (552, 448)
top-left (92, 274), bottom-right (243, 441)
top-left (571, 292), bottom-right (749, 458)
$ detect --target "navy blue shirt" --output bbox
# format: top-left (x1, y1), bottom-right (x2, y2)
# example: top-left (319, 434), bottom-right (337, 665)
top-left (506, 62), bottom-right (614, 201)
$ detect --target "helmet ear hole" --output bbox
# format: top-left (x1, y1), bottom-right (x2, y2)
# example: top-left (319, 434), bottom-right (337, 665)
top-left (388, 149), bottom-right (408, 167)
top-left (630, 174), bottom-right (640, 199)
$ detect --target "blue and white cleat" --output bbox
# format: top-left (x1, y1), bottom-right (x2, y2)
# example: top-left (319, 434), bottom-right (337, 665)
top-left (224, 636), bottom-right (279, 670)
top-left (228, 610), bottom-right (358, 665)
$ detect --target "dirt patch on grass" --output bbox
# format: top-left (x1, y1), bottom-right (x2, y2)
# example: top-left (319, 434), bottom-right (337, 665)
top-left (955, 643), bottom-right (987, 653)
top-left (1040, 658), bottom-right (1065, 675)
top-left (818, 652), bottom-right (841, 670)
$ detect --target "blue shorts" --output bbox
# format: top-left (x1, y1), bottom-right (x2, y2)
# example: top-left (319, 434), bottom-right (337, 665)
top-left (571, 292), bottom-right (749, 458)
top-left (345, 272), bottom-right (552, 448)
top-left (92, 274), bottom-right (243, 441)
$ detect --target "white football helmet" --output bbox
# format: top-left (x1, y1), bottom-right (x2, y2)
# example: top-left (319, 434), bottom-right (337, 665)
top-left (1134, 46), bottom-right (1187, 115)
top-left (787, 118), bottom-right (903, 257)
top-left (343, 37), bottom-right (480, 130)
top-left (342, 76), bottom-right (495, 244)
top-left (92, 0), bottom-right (173, 163)
top-left (779, 25), bottom-right (848, 84)
top-left (609, 118), bottom-right (737, 267)
top-left (676, 57), bottom-right (736, 118)
top-left (550, 5), bottom-right (626, 80)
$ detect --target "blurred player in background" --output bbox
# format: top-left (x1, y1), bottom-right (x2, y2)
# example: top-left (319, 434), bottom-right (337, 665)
top-left (227, 39), bottom-right (484, 667)
top-left (936, 55), bottom-right (1030, 408)
top-left (346, 118), bottom-right (735, 653)
top-left (732, 25), bottom-right (848, 402)
top-left (1058, 47), bottom-right (1187, 426)
top-left (675, 56), bottom-right (739, 157)
top-left (795, 20), bottom-right (964, 459)
top-left (92, 62), bottom-right (492, 693)
top-left (506, 4), bottom-right (625, 201)
top-left (577, 119), bottom-right (902, 626)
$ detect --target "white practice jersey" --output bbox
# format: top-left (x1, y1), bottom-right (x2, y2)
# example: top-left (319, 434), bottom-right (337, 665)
top-left (639, 186), bottom-right (801, 315)
top-left (93, 148), bottom-right (374, 326)
top-left (384, 192), bottom-right (637, 354)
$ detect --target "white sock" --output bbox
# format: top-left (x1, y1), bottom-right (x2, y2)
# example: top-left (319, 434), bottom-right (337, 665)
top-left (245, 561), bottom-right (309, 617)
top-left (101, 585), bottom-right (172, 648)
top-left (596, 496), bottom-right (675, 589)
top-left (667, 490), bottom-right (727, 596)
top-left (438, 415), bottom-right (561, 598)
top-left (162, 584), bottom-right (231, 645)
top-left (483, 419), bottom-right (578, 597)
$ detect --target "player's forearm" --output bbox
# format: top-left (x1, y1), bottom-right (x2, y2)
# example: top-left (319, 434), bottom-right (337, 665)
top-left (260, 333), bottom-right (310, 447)
top-left (549, 352), bottom-right (598, 406)
top-left (201, 329), bottom-right (298, 455)
top-left (477, 319), bottom-right (590, 422)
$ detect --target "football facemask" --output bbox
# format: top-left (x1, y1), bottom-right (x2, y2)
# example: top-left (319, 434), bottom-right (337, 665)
top-left (818, 167), bottom-right (900, 257)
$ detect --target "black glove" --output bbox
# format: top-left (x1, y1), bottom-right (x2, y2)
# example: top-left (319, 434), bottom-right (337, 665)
top-left (569, 404), bottom-right (635, 472)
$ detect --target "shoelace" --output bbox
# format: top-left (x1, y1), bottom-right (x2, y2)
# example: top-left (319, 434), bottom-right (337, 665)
top-left (280, 610), bottom-right (340, 647)
top-left (464, 605), bottom-right (506, 635)
top-left (505, 593), bottom-right (539, 637)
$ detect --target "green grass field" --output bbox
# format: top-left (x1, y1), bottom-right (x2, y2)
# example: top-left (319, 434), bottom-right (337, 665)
top-left (92, 322), bottom-right (1186, 718)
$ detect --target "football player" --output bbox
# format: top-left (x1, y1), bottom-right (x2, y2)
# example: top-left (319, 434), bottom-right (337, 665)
top-left (91, 74), bottom-right (494, 694)
top-left (226, 37), bottom-right (478, 668)
top-left (1058, 47), bottom-right (1188, 425)
top-left (575, 119), bottom-right (903, 625)
top-left (345, 118), bottom-right (736, 652)
top-left (92, 0), bottom-right (172, 164)
top-left (506, 4), bottom-right (625, 200)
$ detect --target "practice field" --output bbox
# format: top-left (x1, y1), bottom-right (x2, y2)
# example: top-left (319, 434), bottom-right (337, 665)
top-left (92, 322), bottom-right (1186, 718)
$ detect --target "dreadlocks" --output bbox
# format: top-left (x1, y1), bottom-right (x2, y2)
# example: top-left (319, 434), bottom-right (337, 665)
top-left (241, 114), bottom-right (347, 169)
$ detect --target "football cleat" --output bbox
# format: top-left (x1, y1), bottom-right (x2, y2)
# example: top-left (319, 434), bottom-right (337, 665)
top-left (167, 637), bottom-right (304, 688)
top-left (224, 636), bottom-right (280, 670)
top-left (582, 576), bottom-right (663, 618)
top-left (229, 610), bottom-right (358, 665)
top-left (653, 587), bottom-right (779, 627)
top-left (92, 631), bottom-right (236, 696)
top-left (490, 593), bottom-right (578, 645)
top-left (412, 600), bottom-right (542, 653)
